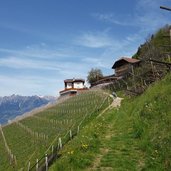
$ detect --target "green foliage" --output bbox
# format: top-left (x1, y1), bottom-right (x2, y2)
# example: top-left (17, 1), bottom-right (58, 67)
top-left (87, 68), bottom-right (103, 85)
top-left (0, 132), bottom-right (14, 171)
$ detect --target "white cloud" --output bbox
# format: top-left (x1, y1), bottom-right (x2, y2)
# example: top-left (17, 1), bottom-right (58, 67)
top-left (0, 57), bottom-right (61, 71)
top-left (0, 22), bottom-right (60, 43)
top-left (0, 57), bottom-right (95, 96)
top-left (74, 29), bottom-right (140, 51)
top-left (75, 31), bottom-right (114, 48)
top-left (92, 13), bottom-right (133, 26)
top-left (74, 26), bottom-right (143, 75)
top-left (82, 57), bottom-right (109, 68)
top-left (0, 44), bottom-right (105, 96)
top-left (0, 44), bottom-right (94, 96)
top-left (0, 56), bottom-right (94, 79)
top-left (0, 46), bottom-right (73, 60)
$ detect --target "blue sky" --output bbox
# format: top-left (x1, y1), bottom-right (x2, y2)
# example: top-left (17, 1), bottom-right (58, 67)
top-left (0, 0), bottom-right (170, 96)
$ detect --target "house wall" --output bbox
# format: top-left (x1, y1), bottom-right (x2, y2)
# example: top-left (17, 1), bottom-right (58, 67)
top-left (66, 82), bottom-right (84, 89)
top-left (73, 82), bottom-right (84, 89)
top-left (115, 64), bottom-right (131, 76)
top-left (66, 82), bottom-right (73, 89)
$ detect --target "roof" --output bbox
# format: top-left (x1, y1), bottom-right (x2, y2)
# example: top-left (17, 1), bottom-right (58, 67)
top-left (112, 57), bottom-right (141, 69)
top-left (64, 78), bottom-right (85, 83)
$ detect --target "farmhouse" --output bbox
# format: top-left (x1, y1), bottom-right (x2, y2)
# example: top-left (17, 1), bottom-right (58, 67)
top-left (91, 57), bottom-right (141, 88)
top-left (112, 57), bottom-right (141, 77)
top-left (59, 78), bottom-right (87, 96)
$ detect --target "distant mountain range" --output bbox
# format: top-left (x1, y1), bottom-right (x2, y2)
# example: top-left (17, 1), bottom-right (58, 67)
top-left (0, 95), bottom-right (56, 125)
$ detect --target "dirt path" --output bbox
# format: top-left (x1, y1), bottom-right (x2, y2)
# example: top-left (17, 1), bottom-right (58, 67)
top-left (97, 97), bottom-right (123, 118)
top-left (88, 96), bottom-right (123, 170)
top-left (87, 148), bottom-right (111, 171)
top-left (110, 97), bottom-right (123, 108)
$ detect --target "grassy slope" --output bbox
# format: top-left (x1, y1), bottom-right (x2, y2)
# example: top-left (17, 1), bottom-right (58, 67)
top-left (0, 90), bottom-right (111, 171)
top-left (133, 25), bottom-right (171, 60)
top-left (50, 73), bottom-right (171, 171)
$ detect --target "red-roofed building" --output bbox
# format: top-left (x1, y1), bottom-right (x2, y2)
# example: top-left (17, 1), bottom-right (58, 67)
top-left (59, 78), bottom-right (87, 96)
top-left (112, 57), bottom-right (141, 77)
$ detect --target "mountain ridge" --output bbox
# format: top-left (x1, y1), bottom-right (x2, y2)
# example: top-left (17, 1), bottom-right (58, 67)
top-left (0, 94), bottom-right (56, 125)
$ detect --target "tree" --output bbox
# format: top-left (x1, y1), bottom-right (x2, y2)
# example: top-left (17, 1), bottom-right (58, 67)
top-left (87, 68), bottom-right (103, 85)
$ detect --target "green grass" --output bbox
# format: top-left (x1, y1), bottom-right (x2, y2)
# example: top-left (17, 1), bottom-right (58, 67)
top-left (0, 90), bottom-right (111, 170)
top-left (50, 73), bottom-right (171, 171)
top-left (1, 73), bottom-right (171, 171)
top-left (0, 131), bottom-right (14, 171)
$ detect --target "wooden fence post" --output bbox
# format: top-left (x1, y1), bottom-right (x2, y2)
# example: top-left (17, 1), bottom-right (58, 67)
top-left (45, 154), bottom-right (48, 171)
top-left (69, 130), bottom-right (72, 140)
top-left (52, 145), bottom-right (54, 155)
top-left (58, 138), bottom-right (62, 149)
top-left (77, 126), bottom-right (80, 134)
top-left (14, 155), bottom-right (17, 166)
top-left (10, 153), bottom-right (13, 165)
top-left (36, 159), bottom-right (39, 171)
top-left (27, 161), bottom-right (30, 171)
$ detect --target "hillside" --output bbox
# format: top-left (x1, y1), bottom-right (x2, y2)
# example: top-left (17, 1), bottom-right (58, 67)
top-left (0, 90), bottom-right (111, 170)
top-left (105, 25), bottom-right (171, 96)
top-left (0, 95), bottom-right (55, 124)
top-left (1, 25), bottom-right (170, 171)
top-left (0, 74), bottom-right (170, 171)
top-left (133, 25), bottom-right (171, 61)
top-left (49, 73), bottom-right (171, 171)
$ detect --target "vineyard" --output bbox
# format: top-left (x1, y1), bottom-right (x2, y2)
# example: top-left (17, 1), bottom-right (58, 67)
top-left (0, 90), bottom-right (112, 171)
top-left (49, 74), bottom-right (171, 171)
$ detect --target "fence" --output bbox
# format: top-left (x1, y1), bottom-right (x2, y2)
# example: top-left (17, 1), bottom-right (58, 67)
top-left (27, 93), bottom-right (111, 171)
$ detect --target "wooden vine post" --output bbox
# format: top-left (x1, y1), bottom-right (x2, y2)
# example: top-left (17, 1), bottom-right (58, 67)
top-left (52, 145), bottom-right (54, 155)
top-left (0, 124), bottom-right (14, 165)
top-left (150, 60), bottom-right (155, 78)
top-left (69, 130), bottom-right (72, 140)
top-left (77, 126), bottom-right (80, 134)
top-left (58, 138), bottom-right (62, 149)
top-left (36, 159), bottom-right (39, 171)
top-left (27, 161), bottom-right (30, 171)
top-left (45, 154), bottom-right (48, 171)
